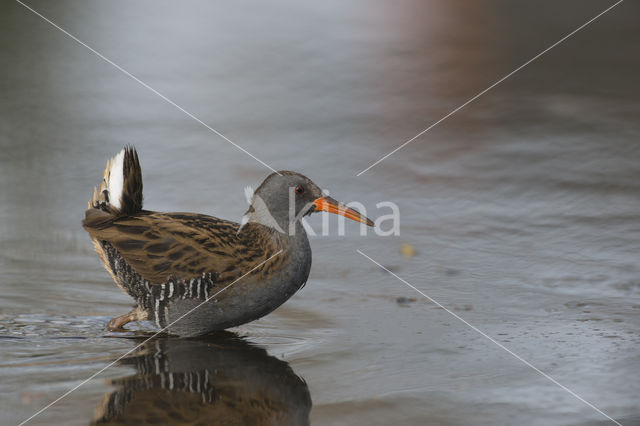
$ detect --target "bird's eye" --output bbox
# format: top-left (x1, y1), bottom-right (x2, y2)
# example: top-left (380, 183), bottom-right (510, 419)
top-left (295, 185), bottom-right (304, 194)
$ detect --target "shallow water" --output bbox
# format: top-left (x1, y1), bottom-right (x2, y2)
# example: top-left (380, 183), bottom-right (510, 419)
top-left (1, 0), bottom-right (639, 425)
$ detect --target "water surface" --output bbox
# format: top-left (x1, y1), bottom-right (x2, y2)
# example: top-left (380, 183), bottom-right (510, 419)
top-left (1, 0), bottom-right (639, 425)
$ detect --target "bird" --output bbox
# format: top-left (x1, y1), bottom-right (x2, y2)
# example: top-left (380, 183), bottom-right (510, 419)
top-left (83, 147), bottom-right (374, 336)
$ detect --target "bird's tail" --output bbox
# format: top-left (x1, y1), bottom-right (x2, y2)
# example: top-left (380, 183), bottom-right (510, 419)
top-left (88, 146), bottom-right (143, 216)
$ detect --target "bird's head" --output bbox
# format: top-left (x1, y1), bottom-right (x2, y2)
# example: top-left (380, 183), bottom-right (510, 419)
top-left (241, 171), bottom-right (373, 234)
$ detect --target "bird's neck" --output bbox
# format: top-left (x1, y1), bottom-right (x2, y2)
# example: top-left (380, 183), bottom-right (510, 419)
top-left (241, 205), bottom-right (305, 238)
top-left (240, 220), bottom-right (309, 249)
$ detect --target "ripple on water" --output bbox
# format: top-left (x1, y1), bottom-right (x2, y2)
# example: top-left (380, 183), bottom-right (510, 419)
top-left (0, 313), bottom-right (112, 339)
top-left (0, 310), bottom-right (339, 369)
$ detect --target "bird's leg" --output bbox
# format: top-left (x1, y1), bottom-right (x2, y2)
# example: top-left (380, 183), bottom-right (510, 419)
top-left (107, 307), bottom-right (145, 331)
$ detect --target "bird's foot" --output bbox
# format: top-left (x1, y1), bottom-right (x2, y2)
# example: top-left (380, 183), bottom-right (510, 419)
top-left (107, 309), bottom-right (141, 331)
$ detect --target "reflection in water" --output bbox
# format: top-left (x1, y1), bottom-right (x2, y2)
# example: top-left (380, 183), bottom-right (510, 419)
top-left (91, 333), bottom-right (311, 426)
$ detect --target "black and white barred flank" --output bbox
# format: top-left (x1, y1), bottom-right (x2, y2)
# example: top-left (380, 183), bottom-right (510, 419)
top-left (101, 242), bottom-right (221, 328)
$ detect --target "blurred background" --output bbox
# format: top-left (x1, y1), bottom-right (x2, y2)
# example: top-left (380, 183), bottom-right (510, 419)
top-left (0, 0), bottom-right (638, 425)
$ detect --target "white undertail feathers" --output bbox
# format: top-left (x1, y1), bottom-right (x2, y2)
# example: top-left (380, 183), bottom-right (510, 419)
top-left (106, 149), bottom-right (125, 210)
top-left (88, 147), bottom-right (142, 214)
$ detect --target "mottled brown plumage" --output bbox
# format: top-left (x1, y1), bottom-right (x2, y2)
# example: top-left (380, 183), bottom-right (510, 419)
top-left (83, 147), bottom-right (373, 336)
top-left (84, 210), bottom-right (283, 286)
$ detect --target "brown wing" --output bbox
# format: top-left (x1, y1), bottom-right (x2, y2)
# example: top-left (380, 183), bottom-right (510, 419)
top-left (83, 210), bottom-right (266, 285)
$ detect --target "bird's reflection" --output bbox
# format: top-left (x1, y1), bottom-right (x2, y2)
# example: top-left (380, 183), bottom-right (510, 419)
top-left (91, 332), bottom-right (311, 425)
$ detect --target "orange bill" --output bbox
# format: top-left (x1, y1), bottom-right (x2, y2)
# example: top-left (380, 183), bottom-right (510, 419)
top-left (313, 196), bottom-right (375, 227)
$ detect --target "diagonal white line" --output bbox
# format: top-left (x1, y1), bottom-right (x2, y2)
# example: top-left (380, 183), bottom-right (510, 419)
top-left (18, 250), bottom-right (283, 426)
top-left (356, 0), bottom-right (624, 176)
top-left (14, 0), bottom-right (281, 176)
top-left (356, 249), bottom-right (622, 426)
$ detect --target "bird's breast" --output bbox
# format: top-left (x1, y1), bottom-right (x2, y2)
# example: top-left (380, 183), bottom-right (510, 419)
top-left (165, 228), bottom-right (311, 336)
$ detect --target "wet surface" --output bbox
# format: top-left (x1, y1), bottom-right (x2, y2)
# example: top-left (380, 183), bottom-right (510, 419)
top-left (1, 0), bottom-right (639, 425)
